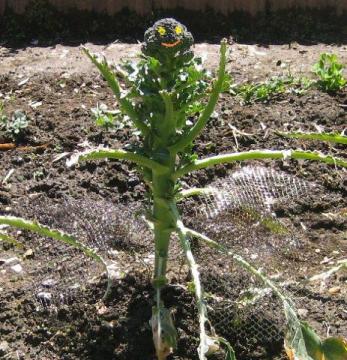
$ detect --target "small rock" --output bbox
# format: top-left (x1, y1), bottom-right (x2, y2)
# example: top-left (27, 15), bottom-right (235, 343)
top-left (68, 283), bottom-right (80, 290)
top-left (23, 249), bottom-right (34, 259)
top-left (96, 303), bottom-right (109, 315)
top-left (37, 292), bottom-right (52, 304)
top-left (328, 286), bottom-right (341, 295)
top-left (297, 308), bottom-right (308, 317)
top-left (12, 156), bottom-right (24, 165)
top-left (10, 263), bottom-right (23, 274)
top-left (41, 279), bottom-right (57, 288)
top-left (0, 257), bottom-right (20, 266)
top-left (0, 340), bottom-right (10, 356)
top-left (107, 263), bottom-right (124, 280)
top-left (320, 256), bottom-right (333, 264)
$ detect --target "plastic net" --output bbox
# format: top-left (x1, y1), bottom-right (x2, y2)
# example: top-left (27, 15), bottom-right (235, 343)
top-left (5, 197), bottom-right (152, 311)
top-left (179, 165), bottom-right (346, 358)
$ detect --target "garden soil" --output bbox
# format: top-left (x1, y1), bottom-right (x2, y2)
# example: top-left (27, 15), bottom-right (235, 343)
top-left (0, 40), bottom-right (346, 360)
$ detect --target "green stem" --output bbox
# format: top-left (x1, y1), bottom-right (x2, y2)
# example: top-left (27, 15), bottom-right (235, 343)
top-left (176, 187), bottom-right (214, 202)
top-left (67, 147), bottom-right (169, 174)
top-left (151, 171), bottom-right (178, 359)
top-left (160, 90), bottom-right (175, 136)
top-left (169, 40), bottom-right (228, 153)
top-left (277, 131), bottom-right (347, 145)
top-left (176, 220), bottom-right (210, 360)
top-left (172, 149), bottom-right (347, 180)
top-left (152, 174), bottom-right (176, 287)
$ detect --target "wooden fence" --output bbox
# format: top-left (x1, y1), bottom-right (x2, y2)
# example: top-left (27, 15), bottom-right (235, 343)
top-left (1, 0), bottom-right (346, 16)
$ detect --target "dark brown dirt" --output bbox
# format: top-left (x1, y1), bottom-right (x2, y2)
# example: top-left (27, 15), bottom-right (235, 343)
top-left (0, 41), bottom-right (346, 360)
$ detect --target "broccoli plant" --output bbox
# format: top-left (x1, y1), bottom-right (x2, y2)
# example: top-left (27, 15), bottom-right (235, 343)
top-left (1, 18), bottom-right (347, 360)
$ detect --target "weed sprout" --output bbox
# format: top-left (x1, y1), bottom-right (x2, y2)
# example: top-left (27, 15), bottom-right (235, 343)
top-left (0, 103), bottom-right (29, 141)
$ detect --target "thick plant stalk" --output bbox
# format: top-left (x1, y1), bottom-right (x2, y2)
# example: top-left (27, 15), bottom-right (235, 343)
top-left (172, 149), bottom-right (347, 179)
top-left (151, 171), bottom-right (178, 359)
top-left (0, 216), bottom-right (112, 299)
top-left (159, 90), bottom-right (175, 140)
top-left (169, 39), bottom-right (228, 153)
top-left (176, 220), bottom-right (215, 360)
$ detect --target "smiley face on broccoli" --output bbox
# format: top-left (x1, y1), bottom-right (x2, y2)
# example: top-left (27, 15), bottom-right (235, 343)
top-left (142, 18), bottom-right (194, 65)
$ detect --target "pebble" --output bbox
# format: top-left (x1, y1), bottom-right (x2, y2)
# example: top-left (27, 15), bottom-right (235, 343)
top-left (0, 257), bottom-right (20, 266)
top-left (297, 308), bottom-right (308, 317)
top-left (41, 279), bottom-right (57, 288)
top-left (10, 263), bottom-right (23, 274)
top-left (23, 249), bottom-right (34, 259)
top-left (37, 292), bottom-right (52, 303)
top-left (328, 286), bottom-right (341, 295)
top-left (0, 341), bottom-right (9, 356)
top-left (108, 263), bottom-right (124, 280)
top-left (96, 303), bottom-right (108, 315)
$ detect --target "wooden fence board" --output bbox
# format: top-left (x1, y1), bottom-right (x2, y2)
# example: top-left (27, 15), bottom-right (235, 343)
top-left (0, 0), bottom-right (346, 16)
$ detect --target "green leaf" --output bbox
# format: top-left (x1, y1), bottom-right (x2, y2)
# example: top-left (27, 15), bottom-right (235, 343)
top-left (285, 319), bottom-right (347, 360)
top-left (221, 73), bottom-right (233, 93)
top-left (312, 53), bottom-right (346, 92)
top-left (217, 337), bottom-right (237, 360)
top-left (301, 322), bottom-right (323, 359)
top-left (82, 47), bottom-right (148, 134)
top-left (321, 338), bottom-right (347, 360)
top-left (0, 216), bottom-right (103, 262)
top-left (284, 302), bottom-right (314, 360)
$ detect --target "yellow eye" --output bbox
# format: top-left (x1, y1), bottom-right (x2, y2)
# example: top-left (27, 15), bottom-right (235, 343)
top-left (175, 26), bottom-right (183, 35)
top-left (157, 26), bottom-right (166, 36)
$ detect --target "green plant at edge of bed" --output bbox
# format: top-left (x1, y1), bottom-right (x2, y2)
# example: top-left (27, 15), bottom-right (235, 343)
top-left (312, 53), bottom-right (346, 93)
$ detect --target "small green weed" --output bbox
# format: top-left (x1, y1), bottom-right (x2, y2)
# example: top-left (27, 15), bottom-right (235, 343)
top-left (231, 53), bottom-right (346, 104)
top-left (312, 53), bottom-right (346, 93)
top-left (231, 76), bottom-right (296, 104)
top-left (91, 103), bottom-right (131, 131)
top-left (0, 101), bottom-right (7, 123)
top-left (0, 104), bottom-right (29, 140)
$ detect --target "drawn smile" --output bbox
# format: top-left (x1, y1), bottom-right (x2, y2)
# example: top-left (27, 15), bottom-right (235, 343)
top-left (161, 40), bottom-right (181, 48)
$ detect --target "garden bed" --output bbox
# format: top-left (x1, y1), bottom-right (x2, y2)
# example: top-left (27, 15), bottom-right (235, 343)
top-left (0, 40), bottom-right (346, 360)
